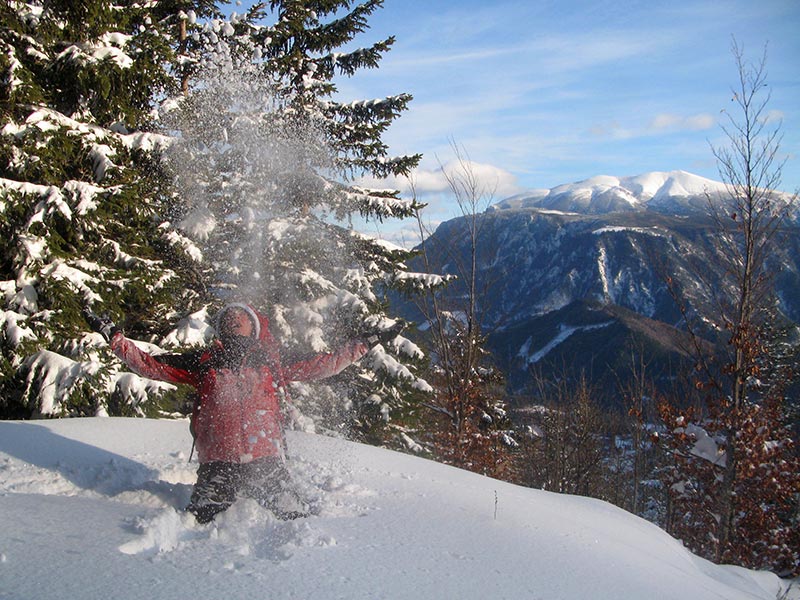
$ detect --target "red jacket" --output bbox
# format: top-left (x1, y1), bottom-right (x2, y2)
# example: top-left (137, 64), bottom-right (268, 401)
top-left (110, 312), bottom-right (367, 464)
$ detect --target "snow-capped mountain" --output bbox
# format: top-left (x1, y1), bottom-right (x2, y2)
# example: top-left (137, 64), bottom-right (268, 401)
top-left (401, 171), bottom-right (800, 398)
top-left (490, 170), bottom-right (730, 215)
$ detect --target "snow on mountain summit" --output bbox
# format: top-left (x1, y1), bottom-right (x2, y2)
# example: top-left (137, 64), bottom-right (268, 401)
top-left (491, 170), bottom-right (728, 215)
top-left (626, 170), bottom-right (725, 199)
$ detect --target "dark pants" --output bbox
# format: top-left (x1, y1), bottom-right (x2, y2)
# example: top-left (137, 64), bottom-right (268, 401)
top-left (186, 458), bottom-right (309, 524)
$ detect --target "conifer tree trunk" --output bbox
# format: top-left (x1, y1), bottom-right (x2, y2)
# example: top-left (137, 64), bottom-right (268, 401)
top-left (180, 17), bottom-right (189, 96)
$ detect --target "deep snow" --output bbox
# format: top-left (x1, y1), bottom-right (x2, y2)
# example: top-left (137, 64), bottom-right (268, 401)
top-left (0, 417), bottom-right (796, 600)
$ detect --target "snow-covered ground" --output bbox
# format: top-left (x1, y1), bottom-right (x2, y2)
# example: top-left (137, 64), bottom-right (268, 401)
top-left (0, 417), bottom-right (796, 600)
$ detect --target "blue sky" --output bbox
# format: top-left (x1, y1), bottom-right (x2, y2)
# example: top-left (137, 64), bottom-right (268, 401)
top-left (240, 1), bottom-right (800, 242)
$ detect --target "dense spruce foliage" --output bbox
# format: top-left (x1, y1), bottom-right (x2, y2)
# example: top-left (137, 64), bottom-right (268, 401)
top-left (0, 0), bottom-right (198, 417)
top-left (0, 1), bottom-right (437, 451)
top-left (160, 0), bottom-right (438, 449)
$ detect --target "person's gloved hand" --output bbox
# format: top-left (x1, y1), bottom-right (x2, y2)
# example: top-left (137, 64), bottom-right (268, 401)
top-left (365, 321), bottom-right (404, 347)
top-left (83, 307), bottom-right (120, 343)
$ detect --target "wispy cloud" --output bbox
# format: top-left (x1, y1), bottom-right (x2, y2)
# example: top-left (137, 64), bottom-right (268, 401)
top-left (762, 109), bottom-right (786, 125)
top-left (383, 29), bottom-right (676, 83)
top-left (586, 112), bottom-right (717, 140)
top-left (384, 46), bottom-right (518, 69)
top-left (531, 33), bottom-right (673, 74)
top-left (649, 113), bottom-right (717, 131)
top-left (358, 160), bottom-right (521, 200)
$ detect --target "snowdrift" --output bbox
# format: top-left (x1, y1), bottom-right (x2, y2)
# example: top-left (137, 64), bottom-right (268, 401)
top-left (0, 418), bottom-right (795, 600)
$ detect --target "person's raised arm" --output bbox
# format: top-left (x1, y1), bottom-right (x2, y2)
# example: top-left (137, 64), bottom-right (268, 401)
top-left (283, 339), bottom-right (369, 382)
top-left (283, 322), bottom-right (404, 382)
top-left (84, 307), bottom-right (199, 386)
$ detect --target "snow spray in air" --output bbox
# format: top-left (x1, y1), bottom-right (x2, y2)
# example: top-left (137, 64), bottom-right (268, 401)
top-left (161, 52), bottom-right (370, 436)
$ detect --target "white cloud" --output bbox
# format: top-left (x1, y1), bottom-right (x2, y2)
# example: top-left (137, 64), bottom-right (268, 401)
top-left (650, 113), bottom-right (716, 131)
top-left (357, 160), bottom-right (521, 200)
top-left (353, 159), bottom-right (522, 248)
top-left (588, 121), bottom-right (636, 140)
top-left (378, 222), bottom-right (428, 250)
top-left (762, 109), bottom-right (785, 125)
top-left (533, 33), bottom-right (665, 74)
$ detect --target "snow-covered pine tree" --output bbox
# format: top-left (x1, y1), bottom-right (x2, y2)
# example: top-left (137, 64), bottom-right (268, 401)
top-left (163, 1), bottom-right (439, 450)
top-left (0, 0), bottom-right (200, 417)
top-left (148, 0), bottom-right (224, 96)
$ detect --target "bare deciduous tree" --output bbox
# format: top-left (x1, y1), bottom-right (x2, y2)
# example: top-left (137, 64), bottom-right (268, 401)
top-left (410, 143), bottom-right (514, 474)
top-left (520, 373), bottom-right (608, 497)
top-left (659, 40), bottom-right (800, 574)
top-left (708, 40), bottom-right (797, 563)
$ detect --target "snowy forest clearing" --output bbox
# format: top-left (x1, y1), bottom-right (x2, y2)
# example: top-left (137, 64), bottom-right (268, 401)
top-left (0, 417), bottom-right (795, 600)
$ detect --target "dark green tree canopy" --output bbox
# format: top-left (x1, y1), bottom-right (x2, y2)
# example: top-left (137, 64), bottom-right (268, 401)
top-left (1, 1), bottom-right (435, 451)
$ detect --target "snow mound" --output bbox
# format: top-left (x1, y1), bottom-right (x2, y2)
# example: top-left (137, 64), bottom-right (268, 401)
top-left (0, 417), bottom-right (795, 600)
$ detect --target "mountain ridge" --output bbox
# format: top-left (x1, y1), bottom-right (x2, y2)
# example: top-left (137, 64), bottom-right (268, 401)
top-left (488, 169), bottom-right (793, 217)
top-left (399, 170), bottom-right (800, 402)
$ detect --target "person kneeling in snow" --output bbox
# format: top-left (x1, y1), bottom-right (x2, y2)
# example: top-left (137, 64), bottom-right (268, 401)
top-left (85, 303), bottom-right (399, 524)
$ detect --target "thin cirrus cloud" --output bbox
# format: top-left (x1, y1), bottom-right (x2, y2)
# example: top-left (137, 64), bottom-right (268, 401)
top-left (586, 113), bottom-right (717, 141)
top-left (366, 25), bottom-right (699, 168)
top-left (358, 160), bottom-right (521, 200)
top-left (649, 113), bottom-right (717, 132)
top-left (384, 30), bottom-right (668, 86)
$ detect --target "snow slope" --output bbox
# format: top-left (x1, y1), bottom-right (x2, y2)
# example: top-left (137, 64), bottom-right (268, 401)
top-left (0, 418), bottom-right (795, 600)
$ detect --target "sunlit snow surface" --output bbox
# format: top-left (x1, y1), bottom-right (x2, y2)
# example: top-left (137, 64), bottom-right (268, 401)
top-left (0, 418), bottom-right (795, 600)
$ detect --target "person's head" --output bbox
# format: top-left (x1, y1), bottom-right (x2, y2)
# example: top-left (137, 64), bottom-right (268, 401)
top-left (215, 304), bottom-right (260, 345)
